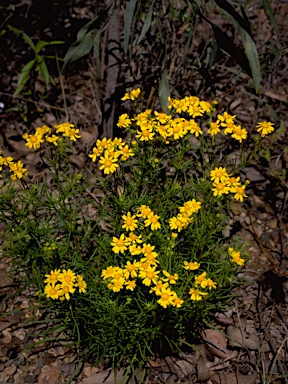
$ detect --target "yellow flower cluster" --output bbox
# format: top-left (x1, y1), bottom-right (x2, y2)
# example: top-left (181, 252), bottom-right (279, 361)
top-left (101, 203), bottom-right (216, 308)
top-left (23, 122), bottom-right (81, 149)
top-left (169, 199), bottom-right (201, 232)
top-left (0, 151), bottom-right (28, 180)
top-left (210, 167), bottom-right (249, 201)
top-left (88, 137), bottom-right (134, 174)
top-left (228, 247), bottom-right (245, 266)
top-left (121, 88), bottom-right (142, 101)
top-left (44, 269), bottom-right (87, 300)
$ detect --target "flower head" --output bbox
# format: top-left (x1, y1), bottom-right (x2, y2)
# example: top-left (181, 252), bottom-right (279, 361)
top-left (256, 121), bottom-right (274, 137)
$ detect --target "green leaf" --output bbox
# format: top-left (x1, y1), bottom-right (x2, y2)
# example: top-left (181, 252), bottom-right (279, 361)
top-left (37, 55), bottom-right (49, 86)
top-left (35, 40), bottom-right (64, 54)
top-left (8, 25), bottom-right (36, 50)
top-left (240, 28), bottom-right (261, 93)
top-left (159, 70), bottom-right (170, 114)
top-left (14, 59), bottom-right (35, 96)
top-left (62, 29), bottom-right (96, 71)
top-left (124, 0), bottom-right (137, 54)
top-left (93, 29), bottom-right (102, 79)
top-left (135, 2), bottom-right (154, 45)
top-left (0, 29), bottom-right (6, 37)
top-left (262, 0), bottom-right (279, 35)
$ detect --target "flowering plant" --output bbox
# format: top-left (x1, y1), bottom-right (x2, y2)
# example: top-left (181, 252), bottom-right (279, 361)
top-left (0, 89), bottom-right (274, 374)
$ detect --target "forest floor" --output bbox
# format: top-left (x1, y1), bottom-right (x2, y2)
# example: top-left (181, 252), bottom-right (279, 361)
top-left (0, 1), bottom-right (288, 383)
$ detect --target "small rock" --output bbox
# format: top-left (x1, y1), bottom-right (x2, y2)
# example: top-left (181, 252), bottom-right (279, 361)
top-left (37, 362), bottom-right (60, 384)
top-left (13, 329), bottom-right (27, 341)
top-left (0, 364), bottom-right (17, 381)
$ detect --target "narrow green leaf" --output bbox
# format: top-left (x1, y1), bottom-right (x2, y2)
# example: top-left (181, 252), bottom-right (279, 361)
top-left (35, 40), bottom-right (64, 54)
top-left (239, 28), bottom-right (261, 93)
top-left (62, 29), bottom-right (96, 70)
top-left (37, 55), bottom-right (49, 86)
top-left (135, 2), bottom-right (154, 45)
top-left (124, 0), bottom-right (137, 54)
top-left (159, 70), bottom-right (170, 114)
top-left (262, 0), bottom-right (279, 35)
top-left (14, 59), bottom-right (35, 96)
top-left (182, 19), bottom-right (195, 65)
top-left (93, 29), bottom-right (102, 79)
top-left (8, 25), bottom-right (36, 49)
top-left (76, 16), bottom-right (98, 41)
top-left (0, 29), bottom-right (6, 37)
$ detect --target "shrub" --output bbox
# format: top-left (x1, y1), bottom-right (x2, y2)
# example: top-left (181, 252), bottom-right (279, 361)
top-left (0, 90), bottom-right (274, 375)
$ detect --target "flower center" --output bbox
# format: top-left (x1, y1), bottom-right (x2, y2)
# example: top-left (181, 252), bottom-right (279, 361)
top-left (161, 293), bottom-right (169, 301)
top-left (216, 171), bottom-right (222, 177)
top-left (146, 271), bottom-right (154, 279)
top-left (30, 136), bottom-right (38, 143)
top-left (105, 159), bottom-right (113, 167)
top-left (63, 286), bottom-right (69, 293)
top-left (116, 239), bottom-right (124, 247)
top-left (235, 129), bottom-right (242, 136)
top-left (126, 219), bottom-right (132, 226)
top-left (51, 274), bottom-right (57, 281)
top-left (142, 130), bottom-right (150, 137)
top-left (50, 288), bottom-right (56, 295)
top-left (216, 183), bottom-right (224, 191)
top-left (237, 187), bottom-right (244, 194)
top-left (64, 276), bottom-right (71, 282)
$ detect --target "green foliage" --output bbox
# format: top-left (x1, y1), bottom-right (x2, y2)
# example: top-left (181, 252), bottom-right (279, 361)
top-left (7, 25), bottom-right (64, 96)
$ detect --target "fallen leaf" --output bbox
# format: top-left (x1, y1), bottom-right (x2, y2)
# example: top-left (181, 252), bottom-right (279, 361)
top-left (202, 329), bottom-right (228, 359)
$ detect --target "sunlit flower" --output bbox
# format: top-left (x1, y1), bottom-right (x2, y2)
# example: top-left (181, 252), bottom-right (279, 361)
top-left (125, 280), bottom-right (137, 291)
top-left (99, 151), bottom-right (119, 174)
top-left (46, 134), bottom-right (59, 146)
top-left (256, 121), bottom-right (274, 137)
top-left (60, 282), bottom-right (76, 300)
top-left (139, 266), bottom-right (160, 286)
top-left (123, 260), bottom-right (140, 279)
top-left (230, 184), bottom-right (247, 201)
top-left (212, 181), bottom-right (230, 197)
top-left (144, 213), bottom-right (161, 230)
top-left (44, 283), bottom-right (62, 300)
top-left (162, 270), bottom-right (178, 284)
top-left (183, 261), bottom-right (200, 271)
top-left (189, 288), bottom-right (208, 301)
top-left (22, 132), bottom-right (44, 149)
top-left (136, 127), bottom-right (155, 141)
top-left (58, 269), bottom-right (77, 286)
top-left (117, 113), bottom-right (132, 128)
top-left (122, 212), bottom-right (138, 231)
top-left (194, 272), bottom-right (208, 288)
top-left (89, 147), bottom-right (102, 162)
top-left (172, 296), bottom-right (184, 308)
top-left (121, 88), bottom-right (141, 101)
top-left (207, 121), bottom-right (221, 136)
top-left (137, 205), bottom-right (152, 218)
top-left (44, 269), bottom-right (61, 284)
top-left (156, 287), bottom-right (177, 308)
top-left (111, 234), bottom-right (129, 254)
top-left (75, 275), bottom-right (87, 293)
top-left (231, 126), bottom-right (247, 142)
top-left (210, 167), bottom-right (229, 184)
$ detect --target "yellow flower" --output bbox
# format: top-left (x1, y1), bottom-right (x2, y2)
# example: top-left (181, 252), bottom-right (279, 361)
top-left (179, 199), bottom-right (201, 215)
top-left (230, 184), bottom-right (247, 201)
top-left (125, 280), bottom-right (137, 291)
top-left (22, 132), bottom-right (44, 149)
top-left (172, 296), bottom-right (184, 308)
top-left (108, 277), bottom-right (125, 292)
top-left (122, 212), bottom-right (138, 231)
top-left (157, 287), bottom-right (177, 308)
top-left (139, 266), bottom-right (160, 286)
top-left (60, 282), bottom-right (76, 300)
top-left (55, 122), bottom-right (74, 134)
top-left (231, 126), bottom-right (247, 142)
top-left (207, 121), bottom-right (221, 136)
top-left (121, 88), bottom-right (141, 101)
top-left (36, 126), bottom-right (51, 136)
top-left (119, 144), bottom-right (134, 161)
top-left (188, 103), bottom-right (204, 118)
top-left (256, 121), bottom-right (274, 137)
top-left (75, 275), bottom-right (87, 293)
top-left (194, 272), bottom-right (208, 288)
top-left (169, 216), bottom-right (186, 232)
top-left (206, 278), bottom-right (217, 290)
top-left (46, 134), bottom-right (59, 146)
top-left (44, 269), bottom-right (61, 284)
top-left (162, 270), bottom-right (178, 284)
top-left (117, 113), bottom-right (132, 128)
top-left (124, 260), bottom-right (140, 279)
top-left (44, 283), bottom-right (62, 300)
top-left (135, 127), bottom-right (155, 141)
top-left (188, 119), bottom-right (203, 137)
top-left (229, 249), bottom-right (245, 266)
top-left (58, 269), bottom-right (77, 286)
top-left (96, 138), bottom-right (113, 151)
top-left (62, 127), bottom-right (81, 141)
top-left (111, 234), bottom-right (129, 254)
top-left (212, 181), bottom-right (230, 197)
top-left (167, 119), bottom-right (186, 140)
top-left (189, 288), bottom-right (208, 301)
top-left (210, 167), bottom-right (229, 184)
top-left (183, 261), bottom-right (200, 271)
top-left (99, 151), bottom-right (119, 174)
top-left (101, 266), bottom-right (120, 280)
top-left (137, 205), bottom-right (152, 218)
top-left (9, 161), bottom-right (28, 179)
top-left (149, 281), bottom-right (168, 294)
top-left (126, 232), bottom-right (143, 244)
top-left (88, 147), bottom-right (102, 162)
top-left (144, 213), bottom-right (161, 230)
top-left (154, 111), bottom-right (171, 124)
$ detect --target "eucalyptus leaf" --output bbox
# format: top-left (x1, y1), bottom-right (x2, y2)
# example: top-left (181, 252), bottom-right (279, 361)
top-left (35, 40), bottom-right (64, 54)
top-left (14, 59), bottom-right (35, 96)
top-left (93, 29), bottom-right (102, 79)
top-left (135, 1), bottom-right (154, 45)
top-left (62, 29), bottom-right (96, 71)
top-left (159, 70), bottom-right (170, 114)
top-left (124, 0), bottom-right (137, 54)
top-left (262, 0), bottom-right (279, 35)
